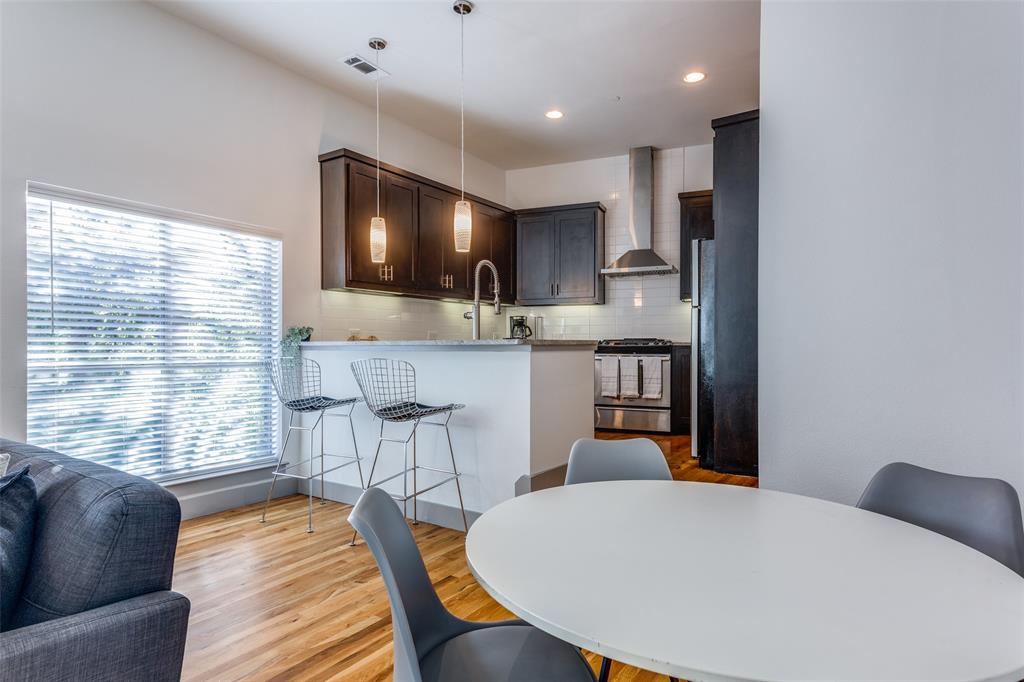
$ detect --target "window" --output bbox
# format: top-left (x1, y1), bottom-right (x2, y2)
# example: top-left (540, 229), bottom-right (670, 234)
top-left (26, 186), bottom-right (282, 482)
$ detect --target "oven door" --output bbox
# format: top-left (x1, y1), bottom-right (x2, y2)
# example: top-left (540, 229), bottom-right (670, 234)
top-left (593, 354), bottom-right (672, 409)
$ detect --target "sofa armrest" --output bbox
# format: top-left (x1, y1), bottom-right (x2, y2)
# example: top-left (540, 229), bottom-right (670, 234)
top-left (0, 591), bottom-right (190, 682)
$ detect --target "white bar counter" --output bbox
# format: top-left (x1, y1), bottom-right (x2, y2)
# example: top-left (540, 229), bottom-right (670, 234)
top-left (296, 339), bottom-right (596, 529)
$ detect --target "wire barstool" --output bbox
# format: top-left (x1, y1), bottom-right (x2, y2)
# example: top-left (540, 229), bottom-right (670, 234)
top-left (350, 358), bottom-right (468, 541)
top-left (262, 357), bottom-right (365, 533)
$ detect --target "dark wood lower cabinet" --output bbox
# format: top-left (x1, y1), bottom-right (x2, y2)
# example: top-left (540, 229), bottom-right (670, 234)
top-left (320, 148), bottom-right (515, 303)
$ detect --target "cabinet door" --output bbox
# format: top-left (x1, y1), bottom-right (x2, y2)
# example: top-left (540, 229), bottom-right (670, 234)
top-left (555, 210), bottom-right (598, 300)
top-left (417, 186), bottom-right (469, 296)
top-left (383, 172), bottom-right (417, 289)
top-left (346, 162), bottom-right (383, 286)
top-left (492, 213), bottom-right (515, 303)
top-left (516, 214), bottom-right (556, 302)
top-left (471, 204), bottom-right (515, 300)
top-left (679, 191), bottom-right (713, 301)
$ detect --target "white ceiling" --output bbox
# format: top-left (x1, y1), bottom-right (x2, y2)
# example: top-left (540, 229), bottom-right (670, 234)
top-left (156, 0), bottom-right (760, 169)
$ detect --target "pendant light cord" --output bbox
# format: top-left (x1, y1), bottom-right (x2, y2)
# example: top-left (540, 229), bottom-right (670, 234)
top-left (460, 11), bottom-right (465, 200)
top-left (375, 45), bottom-right (382, 216)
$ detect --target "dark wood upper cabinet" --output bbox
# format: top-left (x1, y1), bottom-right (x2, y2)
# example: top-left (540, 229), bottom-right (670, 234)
top-left (417, 185), bottom-right (469, 296)
top-left (515, 203), bottom-right (605, 305)
top-left (709, 109), bottom-right (758, 477)
top-left (471, 203), bottom-right (516, 303)
top-left (320, 148), bottom-right (515, 302)
top-left (678, 190), bottom-right (714, 301)
top-left (516, 213), bottom-right (557, 302)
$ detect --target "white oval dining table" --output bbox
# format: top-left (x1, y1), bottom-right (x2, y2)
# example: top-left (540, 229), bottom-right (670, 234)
top-left (465, 480), bottom-right (1024, 682)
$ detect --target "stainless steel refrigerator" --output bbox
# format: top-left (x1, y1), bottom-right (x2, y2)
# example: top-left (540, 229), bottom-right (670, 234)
top-left (690, 238), bottom-right (715, 467)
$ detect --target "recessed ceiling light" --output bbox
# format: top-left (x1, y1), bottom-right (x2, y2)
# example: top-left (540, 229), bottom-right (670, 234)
top-left (545, 110), bottom-right (564, 119)
top-left (683, 71), bottom-right (706, 84)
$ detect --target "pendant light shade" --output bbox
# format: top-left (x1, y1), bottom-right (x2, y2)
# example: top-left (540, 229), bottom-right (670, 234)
top-left (453, 1), bottom-right (473, 253)
top-left (454, 200), bottom-right (472, 252)
top-left (370, 216), bottom-right (387, 263)
top-left (369, 37), bottom-right (387, 264)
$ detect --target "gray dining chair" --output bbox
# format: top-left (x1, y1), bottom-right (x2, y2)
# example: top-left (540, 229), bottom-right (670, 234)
top-left (348, 487), bottom-right (596, 682)
top-left (565, 437), bottom-right (672, 485)
top-left (564, 437), bottom-right (677, 682)
top-left (857, 462), bottom-right (1024, 577)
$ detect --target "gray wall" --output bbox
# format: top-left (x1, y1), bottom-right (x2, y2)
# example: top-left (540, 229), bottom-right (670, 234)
top-left (759, 1), bottom-right (1024, 505)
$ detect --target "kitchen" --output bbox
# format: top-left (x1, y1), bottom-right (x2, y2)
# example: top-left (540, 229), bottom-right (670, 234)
top-left (303, 83), bottom-right (760, 524)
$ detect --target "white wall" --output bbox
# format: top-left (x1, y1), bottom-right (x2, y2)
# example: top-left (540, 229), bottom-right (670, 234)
top-left (505, 145), bottom-right (712, 342)
top-left (759, 0), bottom-right (1024, 505)
top-left (0, 0), bottom-right (507, 441)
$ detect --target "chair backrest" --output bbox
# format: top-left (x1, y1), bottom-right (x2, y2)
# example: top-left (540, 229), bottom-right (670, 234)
top-left (351, 358), bottom-right (417, 420)
top-left (348, 487), bottom-right (462, 682)
top-left (857, 462), bottom-right (1024, 577)
top-left (265, 356), bottom-right (322, 405)
top-left (564, 437), bottom-right (672, 485)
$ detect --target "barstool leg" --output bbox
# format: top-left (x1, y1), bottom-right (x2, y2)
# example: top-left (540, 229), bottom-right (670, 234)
top-left (319, 410), bottom-right (327, 506)
top-left (351, 418), bottom-right (385, 547)
top-left (307, 416), bottom-right (316, 533)
top-left (412, 420), bottom-right (419, 525)
top-left (444, 417), bottom-right (469, 532)
top-left (349, 404), bottom-right (365, 490)
top-left (261, 410), bottom-right (295, 523)
top-left (402, 437), bottom-right (409, 521)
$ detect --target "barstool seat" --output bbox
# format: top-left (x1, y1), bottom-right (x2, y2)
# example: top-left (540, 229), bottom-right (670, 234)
top-left (377, 401), bottom-right (466, 422)
top-left (350, 358), bottom-right (469, 537)
top-left (285, 396), bottom-right (360, 412)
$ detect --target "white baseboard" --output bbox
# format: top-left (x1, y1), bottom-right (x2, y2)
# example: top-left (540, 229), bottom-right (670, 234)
top-left (168, 465), bottom-right (296, 520)
top-left (305, 479), bottom-right (481, 531)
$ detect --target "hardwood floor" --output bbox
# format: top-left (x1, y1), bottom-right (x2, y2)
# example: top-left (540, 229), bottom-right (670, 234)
top-left (174, 433), bottom-right (755, 681)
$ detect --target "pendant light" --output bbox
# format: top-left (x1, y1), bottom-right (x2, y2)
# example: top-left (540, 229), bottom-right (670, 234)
top-left (369, 37), bottom-right (388, 264)
top-left (452, 0), bottom-right (473, 253)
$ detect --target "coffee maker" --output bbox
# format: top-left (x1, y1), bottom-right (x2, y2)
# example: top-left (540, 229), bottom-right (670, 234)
top-left (509, 316), bottom-right (533, 339)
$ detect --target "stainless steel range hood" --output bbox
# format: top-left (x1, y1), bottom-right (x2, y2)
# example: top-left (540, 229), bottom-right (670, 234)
top-left (600, 146), bottom-right (678, 277)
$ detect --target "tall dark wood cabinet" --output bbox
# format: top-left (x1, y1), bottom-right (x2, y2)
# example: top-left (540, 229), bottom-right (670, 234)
top-left (515, 202), bottom-right (605, 305)
top-left (710, 110), bottom-right (759, 476)
top-left (678, 190), bottom-right (713, 301)
top-left (320, 148), bottom-right (515, 303)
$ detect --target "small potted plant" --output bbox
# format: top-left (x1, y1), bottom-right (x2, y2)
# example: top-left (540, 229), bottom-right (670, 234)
top-left (281, 325), bottom-right (313, 358)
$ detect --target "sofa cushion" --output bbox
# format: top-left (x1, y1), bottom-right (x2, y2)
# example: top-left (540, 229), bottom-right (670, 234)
top-left (0, 466), bottom-right (37, 631)
top-left (0, 439), bottom-right (182, 629)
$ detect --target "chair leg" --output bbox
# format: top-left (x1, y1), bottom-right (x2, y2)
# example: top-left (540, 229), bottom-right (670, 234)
top-left (402, 438), bottom-right (409, 521)
top-left (351, 418), bottom-right (385, 547)
top-left (597, 656), bottom-right (611, 682)
top-left (444, 419), bottom-right (469, 532)
top-left (261, 411), bottom-right (295, 523)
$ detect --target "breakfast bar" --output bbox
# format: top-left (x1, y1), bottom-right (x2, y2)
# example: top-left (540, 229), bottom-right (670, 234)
top-left (297, 339), bottom-right (596, 529)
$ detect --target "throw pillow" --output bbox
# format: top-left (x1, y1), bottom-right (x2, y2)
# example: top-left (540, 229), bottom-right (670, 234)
top-left (0, 466), bottom-right (36, 630)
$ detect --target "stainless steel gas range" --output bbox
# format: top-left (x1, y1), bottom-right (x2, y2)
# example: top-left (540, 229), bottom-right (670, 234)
top-left (594, 338), bottom-right (674, 433)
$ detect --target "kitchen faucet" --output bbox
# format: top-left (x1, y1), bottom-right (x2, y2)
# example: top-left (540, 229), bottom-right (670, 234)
top-left (464, 259), bottom-right (501, 340)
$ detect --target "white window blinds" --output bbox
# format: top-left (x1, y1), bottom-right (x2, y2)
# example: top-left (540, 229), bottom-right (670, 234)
top-left (26, 187), bottom-right (282, 482)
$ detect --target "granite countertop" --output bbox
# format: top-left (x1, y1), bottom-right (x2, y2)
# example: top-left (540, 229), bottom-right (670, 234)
top-left (301, 339), bottom-right (598, 351)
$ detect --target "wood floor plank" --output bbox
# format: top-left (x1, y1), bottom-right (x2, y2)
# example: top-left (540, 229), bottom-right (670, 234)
top-left (174, 433), bottom-right (753, 681)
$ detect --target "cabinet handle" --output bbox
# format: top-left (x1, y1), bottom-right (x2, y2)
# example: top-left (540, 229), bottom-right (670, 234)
top-left (556, 282), bottom-right (560, 296)
top-left (550, 283), bottom-right (554, 297)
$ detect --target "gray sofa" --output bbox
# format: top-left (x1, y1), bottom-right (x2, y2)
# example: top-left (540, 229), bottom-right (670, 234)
top-left (0, 439), bottom-right (190, 682)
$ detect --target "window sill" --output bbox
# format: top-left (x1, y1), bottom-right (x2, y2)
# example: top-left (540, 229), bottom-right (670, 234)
top-left (158, 458), bottom-right (279, 487)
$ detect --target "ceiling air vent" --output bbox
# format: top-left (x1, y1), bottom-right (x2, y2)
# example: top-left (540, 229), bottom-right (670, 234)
top-left (339, 53), bottom-right (390, 80)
